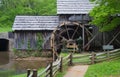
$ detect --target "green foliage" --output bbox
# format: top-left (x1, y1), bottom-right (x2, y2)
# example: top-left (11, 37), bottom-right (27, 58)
top-left (37, 33), bottom-right (43, 51)
top-left (89, 0), bottom-right (120, 32)
top-left (12, 48), bottom-right (18, 56)
top-left (26, 39), bottom-right (32, 55)
top-left (85, 58), bottom-right (120, 77)
top-left (0, 0), bottom-right (56, 32)
top-left (27, 39), bottom-right (31, 51)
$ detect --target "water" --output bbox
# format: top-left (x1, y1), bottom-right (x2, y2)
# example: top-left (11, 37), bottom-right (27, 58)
top-left (0, 52), bottom-right (9, 65)
top-left (0, 51), bottom-right (52, 76)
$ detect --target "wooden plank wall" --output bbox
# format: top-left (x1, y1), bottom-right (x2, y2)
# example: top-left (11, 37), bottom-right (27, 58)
top-left (59, 14), bottom-right (90, 24)
top-left (14, 31), bottom-right (52, 50)
top-left (90, 26), bottom-right (120, 50)
top-left (42, 31), bottom-right (52, 50)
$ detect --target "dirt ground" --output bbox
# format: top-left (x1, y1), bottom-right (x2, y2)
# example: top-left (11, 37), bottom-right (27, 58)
top-left (64, 65), bottom-right (89, 77)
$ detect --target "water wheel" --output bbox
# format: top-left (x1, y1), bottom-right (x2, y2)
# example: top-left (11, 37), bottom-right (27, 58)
top-left (50, 22), bottom-right (84, 59)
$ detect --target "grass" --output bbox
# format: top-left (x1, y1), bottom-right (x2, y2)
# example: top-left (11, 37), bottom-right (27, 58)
top-left (61, 52), bottom-right (120, 77)
top-left (0, 68), bottom-right (45, 77)
top-left (0, 70), bottom-right (14, 77)
top-left (60, 51), bottom-right (88, 57)
top-left (9, 52), bottom-right (90, 77)
top-left (0, 69), bottom-right (26, 77)
top-left (55, 52), bottom-right (82, 77)
top-left (2, 52), bottom-right (119, 77)
top-left (55, 52), bottom-right (69, 77)
top-left (85, 58), bottom-right (120, 77)
top-left (55, 65), bottom-right (68, 77)
top-left (60, 52), bottom-right (70, 57)
top-left (3, 52), bottom-right (119, 77)
top-left (73, 57), bottom-right (90, 63)
top-left (12, 73), bottom-right (26, 77)
top-left (52, 52), bottom-right (70, 77)
top-left (61, 52), bottom-right (90, 63)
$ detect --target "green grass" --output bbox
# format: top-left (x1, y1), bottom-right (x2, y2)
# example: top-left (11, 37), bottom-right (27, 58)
top-left (60, 52), bottom-right (70, 57)
top-left (55, 64), bottom-right (68, 77)
top-left (60, 52), bottom-right (88, 57)
top-left (0, 68), bottom-right (45, 77)
top-left (57, 52), bottom-right (84, 77)
top-left (0, 69), bottom-right (26, 77)
top-left (0, 70), bottom-right (14, 77)
top-left (73, 57), bottom-right (90, 63)
top-left (12, 73), bottom-right (26, 77)
top-left (61, 52), bottom-right (90, 63)
top-left (85, 58), bottom-right (120, 77)
top-left (53, 52), bottom-right (70, 77)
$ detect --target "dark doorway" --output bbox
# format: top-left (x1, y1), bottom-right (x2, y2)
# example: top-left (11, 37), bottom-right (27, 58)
top-left (0, 39), bottom-right (9, 51)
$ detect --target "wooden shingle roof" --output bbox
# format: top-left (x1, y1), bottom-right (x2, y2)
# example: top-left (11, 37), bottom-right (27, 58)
top-left (57, 0), bottom-right (94, 14)
top-left (12, 16), bottom-right (59, 31)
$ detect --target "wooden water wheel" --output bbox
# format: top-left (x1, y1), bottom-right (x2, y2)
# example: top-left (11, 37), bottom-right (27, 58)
top-left (50, 22), bottom-right (84, 59)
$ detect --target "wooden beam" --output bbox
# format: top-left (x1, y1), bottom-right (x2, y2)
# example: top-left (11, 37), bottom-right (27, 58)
top-left (82, 25), bottom-right (85, 51)
top-left (108, 30), bottom-right (120, 45)
top-left (115, 39), bottom-right (120, 45)
top-left (84, 32), bottom-right (99, 49)
top-left (71, 25), bottom-right (79, 39)
top-left (84, 27), bottom-right (93, 37)
top-left (65, 23), bottom-right (70, 39)
top-left (50, 33), bottom-right (59, 61)
top-left (110, 34), bottom-right (120, 45)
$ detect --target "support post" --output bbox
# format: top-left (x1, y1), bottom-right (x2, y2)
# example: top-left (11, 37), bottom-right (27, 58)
top-left (91, 52), bottom-right (96, 64)
top-left (82, 25), bottom-right (85, 51)
top-left (107, 51), bottom-right (110, 60)
top-left (59, 57), bottom-right (63, 72)
top-left (69, 53), bottom-right (73, 66)
top-left (32, 69), bottom-right (37, 77)
top-left (49, 62), bottom-right (53, 77)
top-left (27, 69), bottom-right (31, 77)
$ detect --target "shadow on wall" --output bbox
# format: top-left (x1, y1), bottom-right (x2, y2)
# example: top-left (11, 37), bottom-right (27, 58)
top-left (0, 39), bottom-right (9, 51)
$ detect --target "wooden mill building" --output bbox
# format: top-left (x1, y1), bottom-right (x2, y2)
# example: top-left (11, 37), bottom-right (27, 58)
top-left (12, 16), bottom-right (59, 50)
top-left (12, 0), bottom-right (120, 52)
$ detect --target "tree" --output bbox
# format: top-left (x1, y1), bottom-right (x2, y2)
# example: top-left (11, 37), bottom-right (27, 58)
top-left (0, 0), bottom-right (56, 32)
top-left (89, 0), bottom-right (120, 32)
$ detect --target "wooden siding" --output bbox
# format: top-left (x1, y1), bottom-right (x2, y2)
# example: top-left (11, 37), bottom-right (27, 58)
top-left (42, 32), bottom-right (52, 49)
top-left (59, 14), bottom-right (91, 24)
top-left (89, 26), bottom-right (120, 50)
top-left (57, 0), bottom-right (94, 14)
top-left (14, 31), bottom-right (52, 50)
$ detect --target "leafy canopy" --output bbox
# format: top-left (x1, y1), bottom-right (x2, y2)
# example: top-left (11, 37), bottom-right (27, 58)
top-left (89, 0), bottom-right (120, 32)
top-left (0, 0), bottom-right (56, 32)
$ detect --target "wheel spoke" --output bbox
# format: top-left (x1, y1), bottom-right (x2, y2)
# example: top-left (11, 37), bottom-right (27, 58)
top-left (71, 25), bottom-right (79, 39)
top-left (55, 33), bottom-right (67, 40)
top-left (65, 24), bottom-right (70, 39)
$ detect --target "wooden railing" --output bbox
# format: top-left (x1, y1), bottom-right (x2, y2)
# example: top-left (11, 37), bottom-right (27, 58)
top-left (73, 54), bottom-right (91, 64)
top-left (94, 49), bottom-right (120, 63)
top-left (72, 49), bottom-right (120, 64)
top-left (27, 49), bottom-right (120, 77)
top-left (27, 54), bottom-right (72, 77)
